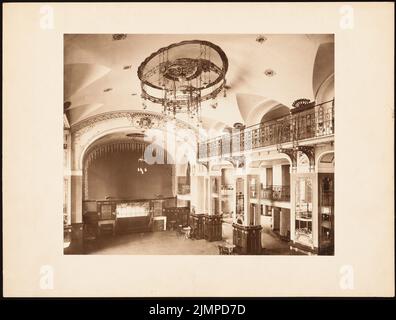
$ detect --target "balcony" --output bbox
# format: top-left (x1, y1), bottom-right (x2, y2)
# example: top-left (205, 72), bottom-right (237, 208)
top-left (198, 100), bottom-right (334, 160)
top-left (261, 185), bottom-right (290, 202)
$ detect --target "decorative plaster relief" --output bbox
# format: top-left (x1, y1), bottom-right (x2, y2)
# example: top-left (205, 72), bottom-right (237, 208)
top-left (70, 111), bottom-right (198, 170)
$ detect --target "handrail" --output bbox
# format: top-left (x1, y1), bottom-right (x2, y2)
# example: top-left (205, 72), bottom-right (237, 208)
top-left (198, 99), bottom-right (334, 159)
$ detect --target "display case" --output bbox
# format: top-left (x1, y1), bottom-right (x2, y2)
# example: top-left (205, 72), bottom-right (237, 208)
top-left (163, 206), bottom-right (189, 228)
top-left (203, 214), bottom-right (222, 241)
top-left (232, 223), bottom-right (262, 254)
top-left (295, 177), bottom-right (313, 248)
top-left (318, 173), bottom-right (334, 254)
top-left (189, 212), bottom-right (204, 239)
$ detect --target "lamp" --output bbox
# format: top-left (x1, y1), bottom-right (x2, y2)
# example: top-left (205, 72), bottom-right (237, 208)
top-left (137, 40), bottom-right (228, 124)
top-left (137, 144), bottom-right (148, 175)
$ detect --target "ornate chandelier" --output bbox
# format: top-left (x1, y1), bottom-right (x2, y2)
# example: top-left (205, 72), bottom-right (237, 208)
top-left (137, 40), bottom-right (228, 124)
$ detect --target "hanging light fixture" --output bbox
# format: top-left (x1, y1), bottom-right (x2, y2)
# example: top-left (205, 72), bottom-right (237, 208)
top-left (137, 144), bottom-right (148, 175)
top-left (137, 40), bottom-right (228, 124)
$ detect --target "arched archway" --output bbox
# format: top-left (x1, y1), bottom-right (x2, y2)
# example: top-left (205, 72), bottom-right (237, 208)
top-left (316, 150), bottom-right (335, 173)
top-left (68, 111), bottom-right (197, 232)
top-left (245, 99), bottom-right (290, 127)
top-left (82, 133), bottom-right (176, 201)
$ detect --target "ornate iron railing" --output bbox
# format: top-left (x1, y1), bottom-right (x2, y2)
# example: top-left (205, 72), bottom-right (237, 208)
top-left (198, 100), bottom-right (334, 159)
top-left (261, 185), bottom-right (290, 201)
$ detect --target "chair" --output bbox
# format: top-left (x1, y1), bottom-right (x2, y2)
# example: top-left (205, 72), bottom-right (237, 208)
top-left (217, 244), bottom-right (227, 255)
top-left (218, 242), bottom-right (235, 255)
top-left (182, 226), bottom-right (191, 239)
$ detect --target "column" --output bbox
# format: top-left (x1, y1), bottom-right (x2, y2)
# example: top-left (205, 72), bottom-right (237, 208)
top-left (272, 207), bottom-right (280, 231)
top-left (243, 175), bottom-right (250, 225)
top-left (280, 208), bottom-right (290, 238)
top-left (204, 175), bottom-right (222, 241)
top-left (67, 171), bottom-right (84, 254)
top-left (189, 175), bottom-right (205, 239)
top-left (232, 174), bottom-right (262, 254)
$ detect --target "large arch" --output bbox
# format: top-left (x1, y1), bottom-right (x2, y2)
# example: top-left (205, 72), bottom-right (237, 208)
top-left (315, 73), bottom-right (334, 104)
top-left (71, 110), bottom-right (198, 171)
top-left (245, 99), bottom-right (290, 127)
top-left (82, 136), bottom-right (176, 201)
top-left (312, 42), bottom-right (334, 99)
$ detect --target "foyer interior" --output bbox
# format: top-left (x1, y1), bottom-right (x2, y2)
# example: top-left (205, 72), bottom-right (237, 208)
top-left (64, 34), bottom-right (334, 255)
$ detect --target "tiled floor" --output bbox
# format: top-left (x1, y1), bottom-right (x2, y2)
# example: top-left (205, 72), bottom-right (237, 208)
top-left (83, 221), bottom-right (298, 255)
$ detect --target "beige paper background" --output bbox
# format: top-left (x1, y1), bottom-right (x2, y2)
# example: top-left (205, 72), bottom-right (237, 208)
top-left (3, 2), bottom-right (394, 297)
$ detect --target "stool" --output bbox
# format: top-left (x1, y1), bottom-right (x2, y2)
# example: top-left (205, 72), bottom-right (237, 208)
top-left (182, 227), bottom-right (191, 239)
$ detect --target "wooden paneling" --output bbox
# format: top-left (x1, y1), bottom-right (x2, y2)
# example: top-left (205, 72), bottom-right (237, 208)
top-left (190, 213), bottom-right (204, 239)
top-left (232, 223), bottom-right (262, 254)
top-left (203, 214), bottom-right (222, 241)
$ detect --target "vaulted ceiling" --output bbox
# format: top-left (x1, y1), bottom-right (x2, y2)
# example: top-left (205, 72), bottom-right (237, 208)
top-left (64, 34), bottom-right (334, 133)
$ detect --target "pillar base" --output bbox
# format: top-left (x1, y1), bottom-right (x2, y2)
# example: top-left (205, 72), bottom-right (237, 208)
top-left (190, 213), bottom-right (204, 239)
top-left (232, 223), bottom-right (262, 255)
top-left (203, 214), bottom-right (222, 241)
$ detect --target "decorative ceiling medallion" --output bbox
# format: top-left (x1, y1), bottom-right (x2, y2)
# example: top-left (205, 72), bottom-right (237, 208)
top-left (264, 69), bottom-right (275, 77)
top-left (163, 58), bottom-right (202, 81)
top-left (138, 40), bottom-right (228, 123)
top-left (256, 35), bottom-right (267, 44)
top-left (112, 34), bottom-right (127, 41)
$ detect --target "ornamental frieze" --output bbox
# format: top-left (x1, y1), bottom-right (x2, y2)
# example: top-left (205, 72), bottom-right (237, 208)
top-left (71, 110), bottom-right (197, 138)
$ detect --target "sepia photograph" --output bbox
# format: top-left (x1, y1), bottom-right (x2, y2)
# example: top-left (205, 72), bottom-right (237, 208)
top-left (63, 34), bottom-right (335, 256)
top-left (3, 3), bottom-right (394, 299)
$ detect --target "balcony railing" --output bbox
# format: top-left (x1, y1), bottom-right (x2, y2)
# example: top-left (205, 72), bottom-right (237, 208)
top-left (177, 184), bottom-right (191, 195)
top-left (198, 100), bottom-right (334, 159)
top-left (261, 185), bottom-right (290, 202)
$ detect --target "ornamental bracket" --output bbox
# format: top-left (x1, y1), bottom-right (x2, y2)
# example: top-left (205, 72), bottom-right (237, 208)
top-left (197, 161), bottom-right (210, 171)
top-left (224, 156), bottom-right (245, 169)
top-left (277, 147), bottom-right (298, 169)
top-left (297, 146), bottom-right (315, 170)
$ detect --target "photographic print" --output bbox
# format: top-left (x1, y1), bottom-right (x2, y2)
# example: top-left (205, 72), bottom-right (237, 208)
top-left (63, 34), bottom-right (335, 256)
top-left (3, 3), bottom-right (393, 298)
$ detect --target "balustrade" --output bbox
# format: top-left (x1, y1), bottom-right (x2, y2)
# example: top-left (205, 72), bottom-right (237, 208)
top-left (260, 185), bottom-right (290, 201)
top-left (198, 100), bottom-right (334, 159)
